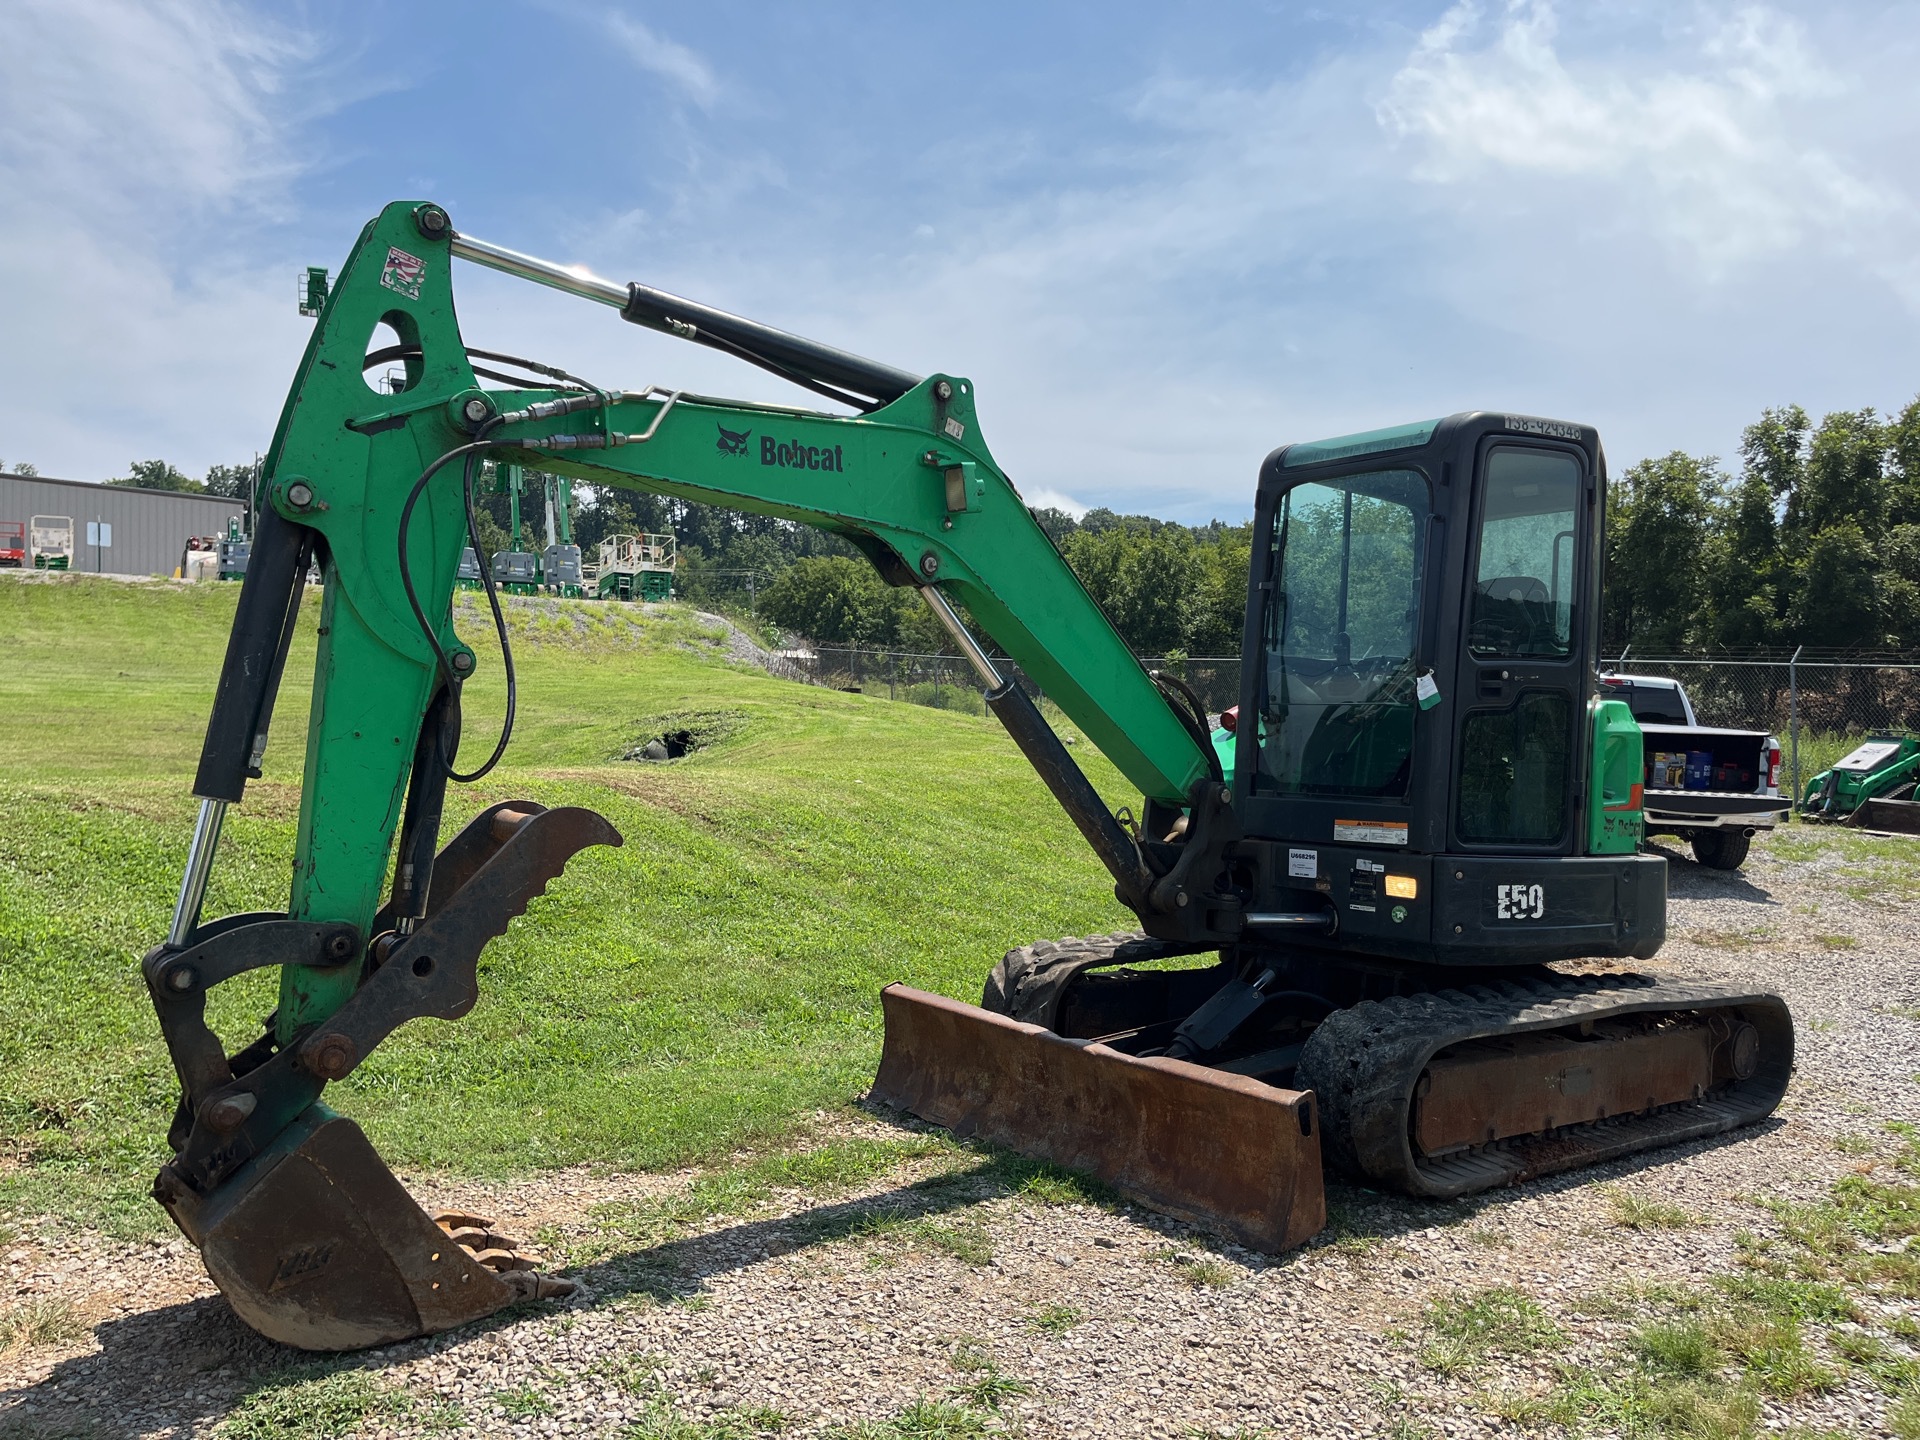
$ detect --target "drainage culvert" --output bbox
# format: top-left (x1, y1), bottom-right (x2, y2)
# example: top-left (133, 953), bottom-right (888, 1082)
top-left (620, 710), bottom-right (748, 762)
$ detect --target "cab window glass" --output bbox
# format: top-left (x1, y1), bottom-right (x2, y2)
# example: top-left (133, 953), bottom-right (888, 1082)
top-left (1457, 691), bottom-right (1571, 844)
top-left (1256, 468), bottom-right (1428, 798)
top-left (1470, 448), bottom-right (1580, 658)
top-left (1624, 685), bottom-right (1688, 725)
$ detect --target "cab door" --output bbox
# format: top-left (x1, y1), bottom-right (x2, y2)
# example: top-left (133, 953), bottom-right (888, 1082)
top-left (1450, 440), bottom-right (1595, 857)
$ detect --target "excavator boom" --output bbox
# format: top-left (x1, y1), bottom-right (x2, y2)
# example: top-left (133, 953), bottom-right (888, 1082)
top-left (151, 202), bottom-right (1250, 1349)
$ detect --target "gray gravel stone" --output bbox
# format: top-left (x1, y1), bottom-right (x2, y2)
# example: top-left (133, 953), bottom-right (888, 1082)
top-left (4, 832), bottom-right (1919, 1436)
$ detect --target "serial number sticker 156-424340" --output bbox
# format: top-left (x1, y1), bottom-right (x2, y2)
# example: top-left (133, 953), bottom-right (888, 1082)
top-left (1493, 884), bottom-right (1546, 920)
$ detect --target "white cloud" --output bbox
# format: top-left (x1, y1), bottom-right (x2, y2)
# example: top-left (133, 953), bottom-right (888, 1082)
top-left (0, 0), bottom-right (314, 221)
top-left (1022, 488), bottom-right (1088, 518)
top-left (730, 2), bottom-right (1920, 520)
top-left (0, 0), bottom-right (322, 480)
top-left (604, 14), bottom-right (719, 109)
top-left (6, 1), bottom-right (1917, 523)
top-left (1376, 1), bottom-right (1904, 274)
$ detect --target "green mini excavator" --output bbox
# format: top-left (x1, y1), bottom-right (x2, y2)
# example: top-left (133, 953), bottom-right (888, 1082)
top-left (145, 202), bottom-right (1793, 1351)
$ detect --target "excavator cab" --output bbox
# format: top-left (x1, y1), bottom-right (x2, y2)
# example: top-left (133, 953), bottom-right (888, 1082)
top-left (1232, 412), bottom-right (1664, 966)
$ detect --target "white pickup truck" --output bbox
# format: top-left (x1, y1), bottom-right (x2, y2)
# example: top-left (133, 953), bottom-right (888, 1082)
top-left (1599, 673), bottom-right (1788, 871)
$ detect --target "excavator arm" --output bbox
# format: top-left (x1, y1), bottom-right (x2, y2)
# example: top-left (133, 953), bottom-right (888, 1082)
top-left (149, 201), bottom-right (1250, 1349)
top-left (245, 203), bottom-right (1207, 999)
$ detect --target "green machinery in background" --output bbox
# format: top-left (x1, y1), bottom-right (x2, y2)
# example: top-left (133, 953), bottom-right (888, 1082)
top-left (453, 462), bottom-right (589, 598)
top-left (488, 461), bottom-right (539, 595)
top-left (29, 515), bottom-right (72, 570)
top-left (594, 531), bottom-right (676, 601)
top-left (217, 516), bottom-right (250, 582)
top-left (1799, 734), bottom-right (1920, 831)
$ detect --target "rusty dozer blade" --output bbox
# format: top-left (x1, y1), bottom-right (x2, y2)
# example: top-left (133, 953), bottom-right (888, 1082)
top-left (870, 984), bottom-right (1325, 1253)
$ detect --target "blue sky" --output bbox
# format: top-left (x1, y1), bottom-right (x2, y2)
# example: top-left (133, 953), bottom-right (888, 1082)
top-left (3, 1), bottom-right (1917, 522)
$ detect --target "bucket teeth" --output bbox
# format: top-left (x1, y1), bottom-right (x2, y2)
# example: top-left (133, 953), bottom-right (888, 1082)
top-left (470, 1247), bottom-right (538, 1272)
top-left (432, 1210), bottom-right (496, 1232)
top-left (432, 1211), bottom-right (577, 1296)
top-left (439, 1225), bottom-right (511, 1249)
top-left (503, 1272), bottom-right (579, 1301)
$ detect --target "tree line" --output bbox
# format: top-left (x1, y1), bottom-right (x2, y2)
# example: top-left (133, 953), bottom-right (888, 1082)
top-left (95, 459), bottom-right (260, 498)
top-left (1606, 396), bottom-right (1920, 656)
top-left (45, 389), bottom-right (1920, 661)
top-left (565, 486), bottom-right (1255, 656)
top-left (578, 390), bottom-right (1920, 661)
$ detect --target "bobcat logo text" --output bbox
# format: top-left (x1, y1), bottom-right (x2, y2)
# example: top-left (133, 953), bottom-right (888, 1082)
top-left (761, 436), bottom-right (846, 472)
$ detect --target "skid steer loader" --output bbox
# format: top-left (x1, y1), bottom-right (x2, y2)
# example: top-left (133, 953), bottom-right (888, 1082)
top-left (143, 202), bottom-right (1791, 1350)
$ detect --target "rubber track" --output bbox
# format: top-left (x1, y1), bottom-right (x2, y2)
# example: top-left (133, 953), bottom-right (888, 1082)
top-left (983, 932), bottom-right (1209, 1030)
top-left (1295, 972), bottom-right (1795, 1200)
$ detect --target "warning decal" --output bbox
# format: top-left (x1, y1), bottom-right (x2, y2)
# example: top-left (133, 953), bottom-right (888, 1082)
top-left (1333, 819), bottom-right (1409, 847)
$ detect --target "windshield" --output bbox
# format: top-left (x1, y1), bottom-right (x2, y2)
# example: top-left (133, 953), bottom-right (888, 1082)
top-left (1256, 468), bottom-right (1429, 797)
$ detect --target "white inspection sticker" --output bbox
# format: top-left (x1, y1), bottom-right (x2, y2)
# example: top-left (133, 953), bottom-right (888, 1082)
top-left (1416, 671), bottom-right (1441, 710)
top-left (1334, 819), bottom-right (1410, 847)
top-left (1288, 847), bottom-right (1318, 878)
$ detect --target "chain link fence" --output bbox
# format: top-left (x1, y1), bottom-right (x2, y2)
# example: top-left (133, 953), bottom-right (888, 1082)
top-left (770, 646), bottom-right (1920, 801)
top-left (771, 649), bottom-right (1243, 720)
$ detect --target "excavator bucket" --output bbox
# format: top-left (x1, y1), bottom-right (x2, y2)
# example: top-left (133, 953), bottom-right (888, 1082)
top-left (870, 985), bottom-right (1325, 1253)
top-left (147, 804), bottom-right (612, 1351)
top-left (158, 1107), bottom-right (526, 1351)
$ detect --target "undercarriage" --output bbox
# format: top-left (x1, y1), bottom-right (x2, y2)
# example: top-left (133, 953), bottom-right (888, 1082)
top-left (871, 933), bottom-right (1791, 1237)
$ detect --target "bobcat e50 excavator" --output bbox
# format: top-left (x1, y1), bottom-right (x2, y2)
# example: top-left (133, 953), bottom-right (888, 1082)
top-left (145, 201), bottom-right (1793, 1351)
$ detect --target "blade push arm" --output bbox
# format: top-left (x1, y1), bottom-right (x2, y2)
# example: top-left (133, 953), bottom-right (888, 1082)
top-left (201, 202), bottom-right (1216, 1039)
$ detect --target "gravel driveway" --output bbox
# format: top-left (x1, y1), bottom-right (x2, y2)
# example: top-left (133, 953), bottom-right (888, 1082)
top-left (4, 830), bottom-right (1918, 1439)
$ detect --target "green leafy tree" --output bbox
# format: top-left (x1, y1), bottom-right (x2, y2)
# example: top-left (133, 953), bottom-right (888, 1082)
top-left (1788, 521), bottom-right (1883, 650)
top-left (1885, 395), bottom-right (1920, 530)
top-left (1877, 523), bottom-right (1920, 646)
top-left (203, 462), bottom-right (257, 500)
top-left (1741, 405), bottom-right (1809, 501)
top-left (1061, 526), bottom-right (1200, 655)
top-left (109, 459), bottom-right (201, 493)
top-left (1603, 452), bottom-right (1716, 652)
top-left (1693, 422), bottom-right (1790, 651)
top-left (1, 460), bottom-right (37, 476)
top-left (759, 556), bottom-right (905, 648)
top-left (1029, 506), bottom-right (1079, 544)
top-left (1792, 408), bottom-right (1886, 541)
top-left (1185, 525), bottom-right (1254, 655)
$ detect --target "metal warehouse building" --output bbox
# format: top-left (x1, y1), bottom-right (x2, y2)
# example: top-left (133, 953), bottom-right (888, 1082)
top-left (0, 472), bottom-right (249, 577)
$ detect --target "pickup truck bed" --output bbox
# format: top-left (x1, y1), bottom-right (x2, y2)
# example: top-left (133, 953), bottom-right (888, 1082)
top-left (1638, 722), bottom-right (1787, 869)
top-left (1599, 675), bottom-right (1786, 871)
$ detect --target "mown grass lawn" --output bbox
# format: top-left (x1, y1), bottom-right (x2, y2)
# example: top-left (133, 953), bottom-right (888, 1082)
top-left (0, 575), bottom-right (1136, 1233)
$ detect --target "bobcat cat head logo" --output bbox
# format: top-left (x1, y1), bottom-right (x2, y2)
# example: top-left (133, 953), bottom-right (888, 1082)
top-left (716, 424), bottom-right (751, 456)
